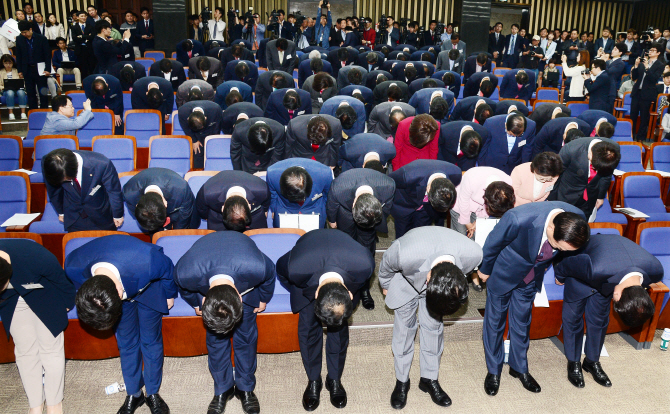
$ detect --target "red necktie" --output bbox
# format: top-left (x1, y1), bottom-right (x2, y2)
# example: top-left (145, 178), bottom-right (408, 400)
top-left (416, 194), bottom-right (429, 211)
top-left (590, 128), bottom-right (597, 137)
top-left (146, 21), bottom-right (149, 30)
top-left (524, 240), bottom-right (554, 284)
top-left (342, 61), bottom-right (346, 68)
top-left (297, 201), bottom-right (304, 206)
top-left (288, 110), bottom-right (295, 119)
top-left (583, 164), bottom-right (597, 201)
top-left (73, 178), bottom-right (81, 194)
top-left (163, 217), bottom-right (171, 228)
top-left (188, 51), bottom-right (192, 58)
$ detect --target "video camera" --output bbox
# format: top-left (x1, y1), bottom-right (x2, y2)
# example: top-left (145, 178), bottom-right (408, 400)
top-left (640, 26), bottom-right (654, 51)
top-left (322, 0), bottom-right (329, 7)
top-left (202, 7), bottom-right (211, 21)
top-left (378, 14), bottom-right (388, 31)
top-left (227, 8), bottom-right (239, 21)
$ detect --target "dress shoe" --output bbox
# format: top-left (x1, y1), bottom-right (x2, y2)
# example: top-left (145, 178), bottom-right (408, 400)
top-left (509, 367), bottom-right (541, 393)
top-left (582, 359), bottom-right (612, 387)
top-left (471, 282), bottom-right (483, 292)
top-left (207, 388), bottom-right (235, 414)
top-left (418, 378), bottom-right (451, 407)
top-left (146, 393), bottom-right (170, 414)
top-left (484, 373), bottom-right (500, 396)
top-left (302, 378), bottom-right (323, 411)
top-left (567, 361), bottom-right (585, 388)
top-left (360, 288), bottom-right (375, 310)
top-left (325, 376), bottom-right (348, 409)
top-left (390, 379), bottom-right (410, 410)
top-left (116, 393), bottom-right (145, 414)
top-left (235, 389), bottom-right (260, 414)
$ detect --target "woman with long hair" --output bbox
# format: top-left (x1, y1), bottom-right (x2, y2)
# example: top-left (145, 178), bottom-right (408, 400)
top-left (45, 13), bottom-right (66, 48)
top-left (563, 50), bottom-right (590, 102)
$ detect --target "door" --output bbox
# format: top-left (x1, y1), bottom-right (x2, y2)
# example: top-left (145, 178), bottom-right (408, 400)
top-left (102, 0), bottom-right (153, 28)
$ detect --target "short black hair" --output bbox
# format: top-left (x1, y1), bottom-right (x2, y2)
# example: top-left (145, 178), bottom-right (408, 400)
top-left (389, 109), bottom-right (406, 131)
top-left (597, 122), bottom-right (615, 138)
top-left (43, 148), bottom-right (78, 187)
top-left (591, 59), bottom-right (606, 71)
top-left (95, 19), bottom-right (111, 34)
top-left (614, 42), bottom-right (628, 54)
top-left (159, 59), bottom-right (173, 73)
top-left (363, 159), bottom-right (385, 173)
top-left (429, 96), bottom-right (449, 121)
top-left (56, 37), bottom-right (67, 45)
top-left (222, 195), bottom-right (251, 232)
top-left (337, 48), bottom-right (349, 61)
top-left (506, 113), bottom-right (526, 136)
top-left (476, 53), bottom-right (488, 65)
top-left (530, 152), bottom-right (563, 177)
top-left (475, 103), bottom-right (493, 125)
top-left (404, 65), bottom-right (417, 80)
top-left (18, 20), bottom-right (33, 32)
top-left (307, 116), bottom-right (332, 145)
top-left (366, 53), bottom-right (378, 64)
top-left (314, 282), bottom-right (353, 326)
top-left (448, 49), bottom-right (460, 61)
top-left (347, 68), bottom-right (363, 85)
top-left (552, 212), bottom-right (590, 248)
top-left (479, 80), bottom-right (495, 97)
top-left (277, 38), bottom-right (288, 50)
top-left (135, 192), bottom-right (167, 233)
top-left (387, 84), bottom-right (403, 102)
top-left (427, 178), bottom-right (456, 213)
top-left (336, 105), bottom-right (357, 130)
top-left (483, 181), bottom-right (516, 217)
top-left (197, 56), bottom-right (211, 71)
top-left (283, 90), bottom-right (301, 110)
top-left (460, 130), bottom-right (482, 158)
top-left (188, 88), bottom-right (204, 101)
top-left (310, 58), bottom-right (323, 73)
top-left (235, 62), bottom-right (250, 80)
top-left (352, 193), bottom-right (382, 229)
top-left (75, 276), bottom-right (123, 330)
top-left (591, 140), bottom-right (621, 176)
top-left (613, 285), bottom-right (655, 327)
top-left (442, 72), bottom-right (456, 85)
top-left (564, 128), bottom-right (585, 144)
top-left (187, 111), bottom-right (206, 131)
top-left (515, 71), bottom-right (529, 85)
top-left (147, 88), bottom-right (164, 109)
top-left (92, 79), bottom-right (109, 96)
top-left (51, 95), bottom-right (72, 112)
top-left (248, 123), bottom-right (273, 155)
top-left (225, 90), bottom-right (243, 106)
top-left (426, 262), bottom-right (468, 317)
top-left (182, 40), bottom-right (194, 52)
top-left (120, 66), bottom-right (136, 86)
top-left (202, 284), bottom-right (243, 335)
top-left (0, 256), bottom-right (12, 291)
top-left (280, 166), bottom-right (313, 203)
top-left (423, 79), bottom-right (438, 88)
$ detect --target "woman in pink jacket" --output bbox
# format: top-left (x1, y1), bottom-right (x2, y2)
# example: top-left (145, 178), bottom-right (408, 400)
top-left (511, 152), bottom-right (563, 206)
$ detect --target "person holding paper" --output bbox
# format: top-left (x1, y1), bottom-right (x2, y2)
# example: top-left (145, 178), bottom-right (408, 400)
top-left (0, 239), bottom-right (75, 414)
top-left (267, 158), bottom-right (333, 229)
top-left (378, 226), bottom-right (482, 409)
top-left (64, 235), bottom-right (176, 414)
top-left (174, 231), bottom-right (275, 414)
top-left (40, 95), bottom-right (94, 135)
top-left (478, 202), bottom-right (589, 396)
top-left (15, 19), bottom-right (51, 109)
top-left (553, 234), bottom-right (663, 388)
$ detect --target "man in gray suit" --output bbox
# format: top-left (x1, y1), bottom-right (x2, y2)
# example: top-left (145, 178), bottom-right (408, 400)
top-left (436, 49), bottom-right (466, 73)
top-left (265, 38), bottom-right (298, 74)
top-left (441, 33), bottom-right (467, 55)
top-left (187, 56), bottom-right (223, 88)
top-left (176, 79), bottom-right (215, 107)
top-left (379, 226), bottom-right (482, 410)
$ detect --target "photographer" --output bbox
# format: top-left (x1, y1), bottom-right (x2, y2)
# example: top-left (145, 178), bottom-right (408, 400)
top-left (583, 59), bottom-right (611, 112)
top-left (379, 16), bottom-right (400, 46)
top-left (630, 43), bottom-right (665, 141)
top-left (242, 13), bottom-right (265, 50)
top-left (521, 35), bottom-right (544, 83)
top-left (622, 29), bottom-right (641, 74)
top-left (270, 9), bottom-right (293, 39)
top-left (361, 18), bottom-right (376, 47)
top-left (562, 50), bottom-right (590, 102)
top-left (227, 9), bottom-right (243, 42)
top-left (295, 15), bottom-right (311, 49)
top-left (314, 1), bottom-right (332, 48)
top-left (206, 7), bottom-right (226, 42)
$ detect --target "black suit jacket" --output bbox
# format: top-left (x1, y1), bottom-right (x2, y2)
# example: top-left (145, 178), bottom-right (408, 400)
top-left (110, 61), bottom-right (147, 91)
top-left (438, 121), bottom-right (489, 171)
top-left (230, 117), bottom-right (286, 173)
top-left (631, 59), bottom-right (666, 101)
top-left (177, 100), bottom-right (223, 145)
top-left (15, 33), bottom-right (52, 75)
top-left (584, 72), bottom-right (612, 112)
top-left (92, 36), bottom-right (129, 74)
top-left (130, 76), bottom-right (175, 119)
top-left (529, 103), bottom-right (571, 132)
top-left (220, 47), bottom-right (256, 67)
top-left (463, 56), bottom-right (492, 83)
top-left (488, 32), bottom-right (505, 56)
top-left (372, 80), bottom-right (409, 105)
top-left (221, 102), bottom-right (264, 134)
top-left (136, 18), bottom-right (155, 50)
top-left (449, 96), bottom-right (497, 122)
top-left (188, 56), bottom-right (223, 88)
top-left (149, 60), bottom-right (186, 91)
top-left (390, 160), bottom-right (462, 212)
top-left (71, 22), bottom-right (95, 54)
top-left (285, 114), bottom-right (343, 167)
top-left (531, 117), bottom-right (592, 158)
top-left (327, 48), bottom-right (359, 78)
top-left (254, 70), bottom-right (296, 111)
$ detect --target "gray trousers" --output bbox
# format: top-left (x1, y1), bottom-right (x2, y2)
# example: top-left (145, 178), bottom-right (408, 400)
top-left (392, 293), bottom-right (444, 382)
top-left (450, 210), bottom-right (476, 239)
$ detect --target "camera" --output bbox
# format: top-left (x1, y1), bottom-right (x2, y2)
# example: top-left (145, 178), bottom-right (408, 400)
top-left (529, 51), bottom-right (536, 57)
top-left (378, 14), bottom-right (388, 31)
top-left (322, 0), bottom-right (329, 6)
top-left (581, 69), bottom-right (590, 75)
top-left (228, 8), bottom-right (239, 21)
top-left (201, 7), bottom-right (211, 21)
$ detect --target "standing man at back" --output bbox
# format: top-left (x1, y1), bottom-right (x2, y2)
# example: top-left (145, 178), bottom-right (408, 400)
top-left (15, 20), bottom-right (51, 109)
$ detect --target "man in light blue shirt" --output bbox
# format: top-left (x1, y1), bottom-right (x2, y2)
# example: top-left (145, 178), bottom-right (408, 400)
top-left (40, 95), bottom-right (94, 135)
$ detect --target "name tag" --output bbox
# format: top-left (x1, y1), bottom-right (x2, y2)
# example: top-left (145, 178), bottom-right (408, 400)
top-left (194, 53), bottom-right (200, 57)
top-left (89, 184), bottom-right (101, 196)
top-left (211, 73), bottom-right (218, 77)
top-left (124, 54), bottom-right (130, 58)
top-left (318, 97), bottom-right (323, 103)
top-left (172, 77), bottom-right (178, 81)
top-left (22, 283), bottom-right (44, 289)
top-left (545, 184), bottom-right (554, 193)
top-left (518, 140), bottom-right (526, 147)
top-left (311, 193), bottom-right (323, 201)
top-left (297, 110), bottom-right (305, 115)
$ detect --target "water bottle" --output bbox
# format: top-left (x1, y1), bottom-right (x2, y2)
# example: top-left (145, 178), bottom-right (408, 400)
top-left (105, 382), bottom-right (126, 395)
top-left (661, 328), bottom-right (670, 351)
top-left (504, 340), bottom-right (510, 363)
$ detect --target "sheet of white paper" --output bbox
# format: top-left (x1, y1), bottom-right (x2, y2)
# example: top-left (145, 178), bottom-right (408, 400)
top-left (299, 214), bottom-right (320, 232)
top-left (1, 213), bottom-right (40, 227)
top-left (582, 335), bottom-right (609, 357)
top-left (614, 207), bottom-right (650, 218)
top-left (11, 169), bottom-right (37, 175)
top-left (37, 62), bottom-right (46, 76)
top-left (279, 214), bottom-right (300, 229)
top-left (533, 283), bottom-right (550, 307)
top-left (612, 169), bottom-right (624, 176)
top-left (0, 19), bottom-right (19, 42)
top-left (474, 218), bottom-right (500, 248)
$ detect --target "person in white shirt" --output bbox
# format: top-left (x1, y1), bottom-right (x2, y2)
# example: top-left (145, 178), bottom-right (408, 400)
top-left (53, 37), bottom-right (82, 89)
top-left (207, 7), bottom-right (226, 42)
top-left (45, 13), bottom-right (66, 43)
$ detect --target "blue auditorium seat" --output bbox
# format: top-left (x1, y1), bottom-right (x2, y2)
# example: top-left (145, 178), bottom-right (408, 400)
top-left (171, 111), bottom-right (183, 134)
top-left (31, 136), bottom-right (78, 183)
top-left (638, 225), bottom-right (670, 312)
top-left (25, 110), bottom-right (50, 148)
top-left (536, 88), bottom-right (559, 102)
top-left (623, 174), bottom-right (670, 221)
top-left (76, 109), bottom-right (114, 147)
top-left (594, 196), bottom-right (627, 226)
top-left (612, 121), bottom-right (633, 142)
top-left (651, 143), bottom-right (670, 172)
top-left (0, 173), bottom-right (29, 233)
top-left (92, 136), bottom-right (136, 173)
top-left (66, 92), bottom-right (87, 112)
top-left (567, 102), bottom-right (589, 117)
top-left (185, 172), bottom-right (214, 229)
top-left (148, 136), bottom-right (192, 176)
top-left (124, 110), bottom-right (162, 147)
top-left (0, 136), bottom-right (22, 171)
top-left (616, 144), bottom-right (644, 172)
top-left (204, 136), bottom-right (232, 171)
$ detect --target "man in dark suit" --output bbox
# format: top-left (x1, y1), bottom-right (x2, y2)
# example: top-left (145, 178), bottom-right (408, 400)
top-left (0, 240), bottom-right (75, 414)
top-left (488, 22), bottom-right (505, 65)
top-left (267, 158), bottom-right (333, 229)
top-left (378, 16), bottom-right (400, 46)
top-left (174, 231), bottom-right (275, 414)
top-left (264, 88), bottom-right (312, 125)
top-left (494, 99), bottom-right (530, 117)
top-left (630, 42), bottom-right (666, 141)
top-left (223, 61), bottom-right (259, 90)
top-left (266, 38), bottom-right (298, 74)
top-left (319, 96), bottom-right (367, 137)
top-left (230, 118), bottom-right (285, 174)
top-left (326, 168), bottom-right (395, 308)
top-left (366, 102), bottom-right (415, 139)
top-left (110, 61), bottom-right (147, 91)
top-left (657, 71), bottom-right (670, 96)
top-left (122, 168), bottom-right (200, 233)
top-left (449, 96), bottom-right (496, 123)
top-left (298, 57), bottom-right (333, 88)
top-left (407, 88), bottom-right (454, 124)
top-left (276, 230), bottom-right (375, 411)
top-left (285, 115), bottom-right (343, 167)
top-left (594, 27), bottom-right (614, 55)
top-left (327, 47), bottom-right (359, 78)
top-left (502, 24), bottom-right (523, 68)
top-left (554, 234), bottom-right (663, 388)
top-left (216, 80), bottom-right (253, 109)
top-left (15, 20), bottom-right (51, 109)
top-left (478, 202), bottom-right (590, 396)
top-left (149, 59), bottom-right (187, 92)
top-left (550, 137), bottom-right (620, 220)
top-left (365, 69), bottom-right (392, 90)
top-left (358, 51), bottom-right (382, 72)
top-left (531, 117), bottom-right (591, 157)
top-left (529, 102), bottom-right (571, 132)
top-left (584, 60), bottom-right (612, 112)
top-left (130, 76), bottom-right (174, 122)
top-left (177, 79), bottom-right (215, 107)
top-left (71, 10), bottom-right (96, 76)
top-left (178, 100), bottom-right (223, 169)
top-left (83, 74), bottom-right (125, 132)
top-left (577, 109), bottom-right (617, 136)
top-left (195, 170), bottom-right (270, 231)
top-left (499, 69), bottom-right (535, 102)
top-left (408, 78), bottom-right (445, 97)
top-left (219, 43), bottom-right (256, 67)
top-left (437, 121), bottom-right (487, 171)
top-left (463, 53), bottom-right (493, 83)
top-left (336, 66), bottom-right (368, 90)
top-left (275, 10), bottom-right (294, 39)
top-left (373, 80), bottom-right (409, 105)
top-left (422, 21), bottom-right (440, 47)
top-left (462, 73), bottom-right (498, 98)
top-left (254, 70), bottom-right (295, 111)
top-left (188, 56), bottom-right (223, 88)
top-left (136, 7), bottom-right (154, 55)
top-left (42, 149), bottom-right (124, 232)
top-left (92, 20), bottom-right (132, 74)
top-left (65, 235), bottom-right (176, 414)
top-left (338, 133), bottom-right (396, 172)
top-left (176, 39), bottom-right (205, 67)
top-left (477, 113), bottom-right (536, 174)
top-left (389, 160), bottom-right (461, 238)
top-left (605, 44), bottom-right (628, 105)
top-left (221, 102), bottom-right (264, 134)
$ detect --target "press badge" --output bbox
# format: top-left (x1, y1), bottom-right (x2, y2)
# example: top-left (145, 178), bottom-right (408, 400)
top-left (22, 283), bottom-right (44, 289)
top-left (518, 140), bottom-right (526, 147)
top-left (89, 185), bottom-right (101, 196)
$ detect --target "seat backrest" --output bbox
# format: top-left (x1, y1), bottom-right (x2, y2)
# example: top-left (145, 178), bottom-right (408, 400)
top-left (616, 144), bottom-right (643, 171)
top-left (623, 175), bottom-right (666, 213)
top-left (144, 51), bottom-right (165, 62)
top-left (63, 237), bottom-right (97, 259)
top-left (248, 233), bottom-right (301, 263)
top-left (123, 92), bottom-right (132, 115)
top-left (149, 136), bottom-right (192, 174)
top-left (204, 136), bottom-right (232, 171)
top-left (536, 88), bottom-right (559, 101)
top-left (92, 136), bottom-right (136, 173)
top-left (0, 137), bottom-right (21, 171)
top-left (533, 100), bottom-right (557, 110)
top-left (185, 172), bottom-right (217, 197)
top-left (652, 144), bottom-right (670, 172)
top-left (76, 110), bottom-right (114, 147)
top-left (623, 92), bottom-right (632, 105)
top-left (567, 102), bottom-right (589, 117)
top-left (639, 226), bottom-right (670, 257)
top-left (25, 110), bottom-right (50, 147)
top-left (125, 110), bottom-right (162, 148)
top-left (32, 137), bottom-right (78, 174)
top-left (0, 173), bottom-right (29, 224)
top-left (613, 121), bottom-right (632, 138)
top-left (155, 234), bottom-right (206, 264)
top-left (171, 111), bottom-right (183, 134)
top-left (590, 227), bottom-right (621, 236)
top-left (66, 92), bottom-right (87, 112)
top-left (136, 58), bottom-right (155, 74)
top-left (489, 87), bottom-right (499, 101)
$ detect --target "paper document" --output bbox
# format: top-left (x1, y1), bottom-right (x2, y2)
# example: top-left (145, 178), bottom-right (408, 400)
top-left (0, 19), bottom-right (19, 42)
top-left (1, 213), bottom-right (40, 227)
top-left (612, 169), bottom-right (624, 176)
top-left (474, 218), bottom-right (500, 248)
top-left (279, 213), bottom-right (320, 232)
top-left (533, 283), bottom-right (550, 308)
top-left (614, 208), bottom-right (649, 218)
top-left (11, 169), bottom-right (37, 175)
top-left (582, 335), bottom-right (608, 357)
top-left (37, 62), bottom-right (46, 76)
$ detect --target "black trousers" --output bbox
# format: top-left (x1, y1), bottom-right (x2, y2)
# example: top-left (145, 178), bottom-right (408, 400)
top-left (630, 97), bottom-right (653, 140)
top-left (298, 301), bottom-right (349, 381)
top-left (24, 65), bottom-right (49, 109)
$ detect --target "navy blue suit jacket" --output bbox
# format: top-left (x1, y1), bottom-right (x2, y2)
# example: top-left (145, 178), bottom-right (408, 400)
top-left (555, 234), bottom-right (663, 301)
top-left (215, 81), bottom-right (253, 110)
top-left (51, 49), bottom-right (77, 70)
top-left (83, 74), bottom-right (124, 115)
top-left (177, 100), bottom-right (223, 145)
top-left (222, 102), bottom-right (264, 134)
top-left (149, 60), bottom-right (186, 91)
top-left (432, 70), bottom-right (462, 97)
top-left (319, 95), bottom-right (367, 137)
top-left (449, 96), bottom-right (497, 121)
top-left (531, 117), bottom-right (592, 158)
top-left (494, 100), bottom-right (530, 117)
top-left (230, 117), bottom-right (286, 173)
top-left (92, 36), bottom-right (128, 74)
top-left (256, 38), bottom-right (270, 68)
top-left (338, 133), bottom-right (396, 172)
top-left (499, 69), bottom-right (535, 102)
top-left (45, 150), bottom-right (124, 231)
top-left (594, 38), bottom-right (614, 55)
top-left (606, 58), bottom-right (626, 100)
top-left (15, 33), bottom-right (51, 75)
top-left (463, 56), bottom-right (492, 83)
top-left (408, 88), bottom-right (455, 124)
top-left (327, 48), bottom-right (359, 77)
top-left (65, 235), bottom-right (177, 314)
top-left (276, 229), bottom-right (375, 313)
top-left (110, 61), bottom-right (147, 91)
top-left (478, 114), bottom-right (536, 174)
top-left (264, 88), bottom-right (312, 125)
top-left (176, 40), bottom-right (205, 67)
top-left (298, 59), bottom-right (333, 88)
top-left (577, 109), bottom-right (617, 133)
top-left (130, 76), bottom-right (175, 119)
top-left (223, 60), bottom-right (258, 90)
top-left (136, 19), bottom-right (155, 50)
top-left (480, 201), bottom-right (586, 295)
top-left (0, 240), bottom-right (75, 339)
top-left (390, 159), bottom-right (462, 212)
top-left (338, 85), bottom-right (373, 116)
top-left (409, 78), bottom-right (445, 96)
top-left (174, 231), bottom-right (275, 308)
top-left (585, 72), bottom-right (612, 112)
top-left (122, 167), bottom-right (199, 231)
top-left (463, 72), bottom-right (499, 98)
top-left (503, 34), bottom-right (524, 63)
top-left (278, 21), bottom-right (294, 39)
top-left (438, 121), bottom-right (489, 171)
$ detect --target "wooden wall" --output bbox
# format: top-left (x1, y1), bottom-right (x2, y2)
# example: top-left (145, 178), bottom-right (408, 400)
top-left (630, 0), bottom-right (670, 34)
top-left (186, 0), bottom-right (288, 23)
top-left (354, 0), bottom-right (457, 28)
top-left (3, 0), bottom-right (95, 28)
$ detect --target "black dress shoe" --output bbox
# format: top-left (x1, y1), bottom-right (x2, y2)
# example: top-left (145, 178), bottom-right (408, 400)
top-left (418, 378), bottom-right (451, 407)
top-left (567, 361), bottom-right (585, 388)
top-left (325, 376), bottom-right (347, 409)
top-left (207, 388), bottom-right (235, 414)
top-left (390, 379), bottom-right (410, 410)
top-left (484, 373), bottom-right (500, 396)
top-left (582, 359), bottom-right (612, 387)
top-left (302, 378), bottom-right (323, 412)
top-left (360, 288), bottom-right (375, 310)
top-left (146, 393), bottom-right (170, 414)
top-left (509, 367), bottom-right (541, 393)
top-left (472, 282), bottom-right (483, 292)
top-left (235, 389), bottom-right (260, 414)
top-left (116, 393), bottom-right (146, 414)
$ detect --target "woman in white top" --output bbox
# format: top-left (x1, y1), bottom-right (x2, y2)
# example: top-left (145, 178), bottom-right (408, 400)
top-left (45, 14), bottom-right (66, 41)
top-left (562, 50), bottom-right (590, 101)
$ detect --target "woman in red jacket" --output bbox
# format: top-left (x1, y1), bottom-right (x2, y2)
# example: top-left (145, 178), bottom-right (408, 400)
top-left (392, 114), bottom-right (440, 170)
